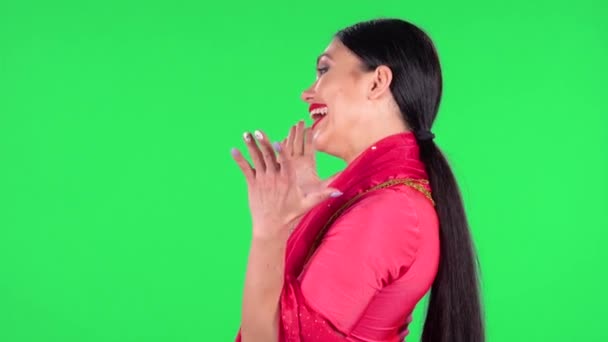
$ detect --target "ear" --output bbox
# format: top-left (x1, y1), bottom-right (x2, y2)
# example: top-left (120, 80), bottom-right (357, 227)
top-left (368, 65), bottom-right (393, 100)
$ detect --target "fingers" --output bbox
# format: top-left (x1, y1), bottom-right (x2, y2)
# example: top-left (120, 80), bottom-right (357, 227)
top-left (243, 132), bottom-right (266, 172)
top-left (230, 148), bottom-right (255, 185)
top-left (276, 138), bottom-right (288, 164)
top-left (233, 130), bottom-right (284, 184)
top-left (302, 187), bottom-right (343, 211)
top-left (293, 120), bottom-right (305, 156)
top-left (253, 130), bottom-right (280, 173)
top-left (304, 126), bottom-right (314, 156)
top-left (286, 124), bottom-right (296, 156)
top-left (284, 120), bottom-right (310, 157)
top-left (235, 122), bottom-right (307, 180)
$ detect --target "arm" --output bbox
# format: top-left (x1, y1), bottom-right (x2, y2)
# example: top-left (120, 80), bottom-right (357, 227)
top-left (240, 228), bottom-right (289, 342)
top-left (299, 189), bottom-right (421, 335)
top-left (238, 189), bottom-right (421, 341)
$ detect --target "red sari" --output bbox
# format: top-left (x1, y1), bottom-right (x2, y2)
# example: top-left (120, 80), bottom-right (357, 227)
top-left (236, 132), bottom-right (440, 341)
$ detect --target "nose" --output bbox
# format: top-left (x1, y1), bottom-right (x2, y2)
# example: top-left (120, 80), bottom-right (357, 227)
top-left (301, 84), bottom-right (315, 103)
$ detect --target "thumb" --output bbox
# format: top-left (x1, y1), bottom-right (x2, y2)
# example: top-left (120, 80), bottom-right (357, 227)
top-left (303, 188), bottom-right (343, 209)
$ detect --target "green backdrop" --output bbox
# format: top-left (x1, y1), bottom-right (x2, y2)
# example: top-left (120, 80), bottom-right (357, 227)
top-left (1, 0), bottom-right (606, 341)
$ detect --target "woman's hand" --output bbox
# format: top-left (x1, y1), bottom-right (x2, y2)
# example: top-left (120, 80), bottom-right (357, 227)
top-left (279, 121), bottom-right (341, 198)
top-left (231, 128), bottom-right (342, 239)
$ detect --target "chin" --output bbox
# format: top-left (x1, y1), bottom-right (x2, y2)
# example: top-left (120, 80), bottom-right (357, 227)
top-left (313, 135), bottom-right (338, 157)
top-left (312, 138), bottom-right (325, 153)
top-left (314, 122), bottom-right (345, 155)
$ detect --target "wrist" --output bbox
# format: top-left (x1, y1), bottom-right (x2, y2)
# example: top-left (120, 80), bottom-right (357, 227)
top-left (251, 223), bottom-right (290, 242)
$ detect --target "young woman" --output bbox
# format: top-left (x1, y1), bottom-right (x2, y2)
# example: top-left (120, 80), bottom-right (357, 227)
top-left (231, 18), bottom-right (484, 342)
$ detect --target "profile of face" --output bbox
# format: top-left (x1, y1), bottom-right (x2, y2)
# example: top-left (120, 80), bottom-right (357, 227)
top-left (301, 38), bottom-right (407, 163)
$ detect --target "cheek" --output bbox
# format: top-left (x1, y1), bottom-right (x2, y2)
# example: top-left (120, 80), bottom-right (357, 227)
top-left (332, 87), bottom-right (363, 126)
top-left (319, 75), bottom-right (363, 128)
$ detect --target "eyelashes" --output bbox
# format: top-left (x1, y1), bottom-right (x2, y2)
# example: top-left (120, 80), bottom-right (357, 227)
top-left (316, 66), bottom-right (329, 75)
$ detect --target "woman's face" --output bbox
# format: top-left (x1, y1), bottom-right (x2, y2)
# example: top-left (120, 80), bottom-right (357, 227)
top-left (301, 38), bottom-right (375, 160)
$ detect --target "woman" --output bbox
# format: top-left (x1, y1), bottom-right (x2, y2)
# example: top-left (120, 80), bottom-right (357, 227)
top-left (230, 18), bottom-right (484, 342)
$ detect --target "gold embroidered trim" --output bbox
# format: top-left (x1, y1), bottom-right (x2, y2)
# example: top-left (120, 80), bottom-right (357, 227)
top-left (303, 178), bottom-right (434, 266)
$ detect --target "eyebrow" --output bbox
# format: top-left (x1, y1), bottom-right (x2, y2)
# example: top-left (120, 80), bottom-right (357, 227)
top-left (316, 53), bottom-right (333, 65)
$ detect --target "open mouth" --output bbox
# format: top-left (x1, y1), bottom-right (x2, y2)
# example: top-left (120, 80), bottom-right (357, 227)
top-left (312, 114), bottom-right (326, 130)
top-left (309, 104), bottom-right (328, 129)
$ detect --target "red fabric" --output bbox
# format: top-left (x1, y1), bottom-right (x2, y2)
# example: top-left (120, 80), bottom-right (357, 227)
top-left (236, 132), bottom-right (440, 341)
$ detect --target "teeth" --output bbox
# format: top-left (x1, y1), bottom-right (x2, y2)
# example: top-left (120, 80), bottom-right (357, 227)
top-left (309, 107), bottom-right (328, 118)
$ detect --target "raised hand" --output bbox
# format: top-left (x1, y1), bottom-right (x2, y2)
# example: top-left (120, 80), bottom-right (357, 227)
top-left (279, 121), bottom-right (341, 196)
top-left (231, 129), bottom-right (343, 239)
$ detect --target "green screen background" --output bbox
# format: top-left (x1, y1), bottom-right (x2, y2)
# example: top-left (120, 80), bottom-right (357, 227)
top-left (1, 0), bottom-right (606, 341)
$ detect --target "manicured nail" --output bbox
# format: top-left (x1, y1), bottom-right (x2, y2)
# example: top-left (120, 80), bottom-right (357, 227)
top-left (231, 148), bottom-right (240, 157)
top-left (243, 132), bottom-right (251, 142)
top-left (272, 142), bottom-right (281, 152)
top-left (254, 130), bottom-right (263, 140)
top-left (330, 191), bottom-right (343, 198)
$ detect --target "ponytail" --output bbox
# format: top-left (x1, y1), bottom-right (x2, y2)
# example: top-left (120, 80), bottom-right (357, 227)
top-left (418, 141), bottom-right (485, 342)
top-left (335, 17), bottom-right (486, 342)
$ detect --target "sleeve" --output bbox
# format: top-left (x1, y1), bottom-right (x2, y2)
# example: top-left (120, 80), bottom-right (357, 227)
top-left (297, 188), bottom-right (421, 335)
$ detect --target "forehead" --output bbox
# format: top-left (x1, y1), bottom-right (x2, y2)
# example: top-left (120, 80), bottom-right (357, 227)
top-left (318, 39), bottom-right (360, 64)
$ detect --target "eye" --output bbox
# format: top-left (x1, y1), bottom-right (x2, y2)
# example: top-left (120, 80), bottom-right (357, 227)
top-left (316, 66), bottom-right (329, 75)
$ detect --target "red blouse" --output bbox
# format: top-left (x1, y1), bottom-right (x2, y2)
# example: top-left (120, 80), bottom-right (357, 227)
top-left (235, 132), bottom-right (441, 342)
top-left (296, 183), bottom-right (440, 341)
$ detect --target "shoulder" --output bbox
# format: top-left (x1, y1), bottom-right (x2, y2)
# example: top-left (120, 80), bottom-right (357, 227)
top-left (333, 184), bottom-right (429, 230)
top-left (327, 185), bottom-right (429, 254)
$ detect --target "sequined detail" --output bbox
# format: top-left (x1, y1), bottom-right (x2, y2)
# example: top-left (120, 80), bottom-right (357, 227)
top-left (303, 177), bottom-right (434, 266)
top-left (280, 276), bottom-right (349, 341)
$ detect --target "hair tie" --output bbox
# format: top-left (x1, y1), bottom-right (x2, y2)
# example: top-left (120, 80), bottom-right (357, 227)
top-left (415, 130), bottom-right (435, 142)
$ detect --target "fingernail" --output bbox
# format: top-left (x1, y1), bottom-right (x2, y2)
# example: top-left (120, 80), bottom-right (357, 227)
top-left (330, 191), bottom-right (343, 198)
top-left (231, 148), bottom-right (240, 156)
top-left (254, 130), bottom-right (263, 140)
top-left (243, 132), bottom-right (251, 142)
top-left (272, 142), bottom-right (281, 152)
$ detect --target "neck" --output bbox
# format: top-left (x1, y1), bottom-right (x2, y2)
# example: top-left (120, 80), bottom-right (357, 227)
top-left (342, 123), bottom-right (410, 164)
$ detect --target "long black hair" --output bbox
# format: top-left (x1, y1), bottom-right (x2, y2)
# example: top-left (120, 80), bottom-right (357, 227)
top-left (336, 18), bottom-right (485, 342)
